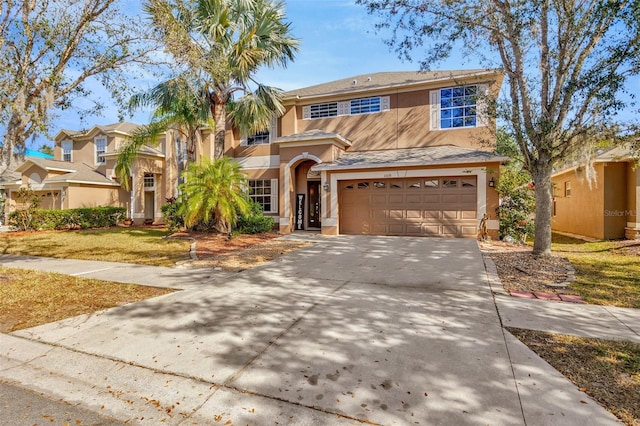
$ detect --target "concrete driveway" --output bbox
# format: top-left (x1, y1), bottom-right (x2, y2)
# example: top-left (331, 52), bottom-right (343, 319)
top-left (1, 236), bottom-right (619, 425)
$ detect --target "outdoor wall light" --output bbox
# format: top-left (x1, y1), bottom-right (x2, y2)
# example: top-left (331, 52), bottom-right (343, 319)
top-left (323, 183), bottom-right (330, 191)
top-left (488, 177), bottom-right (495, 188)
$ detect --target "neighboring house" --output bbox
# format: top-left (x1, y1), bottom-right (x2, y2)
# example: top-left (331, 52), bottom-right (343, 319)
top-left (552, 146), bottom-right (639, 240)
top-left (1, 69), bottom-right (508, 238)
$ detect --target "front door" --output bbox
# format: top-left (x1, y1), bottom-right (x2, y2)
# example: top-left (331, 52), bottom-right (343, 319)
top-left (308, 181), bottom-right (321, 228)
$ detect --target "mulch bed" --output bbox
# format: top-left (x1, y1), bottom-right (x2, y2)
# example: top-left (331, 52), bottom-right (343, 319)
top-left (481, 241), bottom-right (574, 294)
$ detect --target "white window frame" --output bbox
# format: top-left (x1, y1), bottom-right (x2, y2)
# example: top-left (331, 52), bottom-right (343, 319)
top-left (144, 173), bottom-right (155, 190)
top-left (430, 84), bottom-right (488, 131)
top-left (95, 136), bottom-right (107, 164)
top-left (241, 115), bottom-right (278, 146)
top-left (248, 178), bottom-right (278, 214)
top-left (62, 140), bottom-right (72, 162)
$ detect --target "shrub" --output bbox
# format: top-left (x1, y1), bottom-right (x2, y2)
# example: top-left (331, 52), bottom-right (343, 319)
top-left (8, 206), bottom-right (125, 231)
top-left (495, 165), bottom-right (536, 242)
top-left (9, 186), bottom-right (41, 231)
top-left (235, 200), bottom-right (275, 234)
top-left (160, 197), bottom-right (185, 233)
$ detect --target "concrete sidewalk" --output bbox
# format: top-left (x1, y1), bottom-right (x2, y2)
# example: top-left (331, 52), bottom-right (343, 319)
top-left (483, 255), bottom-right (640, 343)
top-left (0, 235), bottom-right (629, 425)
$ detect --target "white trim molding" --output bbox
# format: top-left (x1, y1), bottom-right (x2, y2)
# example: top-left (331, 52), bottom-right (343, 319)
top-left (235, 155), bottom-right (280, 170)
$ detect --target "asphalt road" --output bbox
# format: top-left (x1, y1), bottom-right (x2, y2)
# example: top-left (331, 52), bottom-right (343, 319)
top-left (0, 381), bottom-right (122, 426)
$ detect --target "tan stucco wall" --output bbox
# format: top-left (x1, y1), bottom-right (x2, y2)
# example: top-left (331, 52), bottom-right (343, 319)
top-left (628, 166), bottom-right (639, 227)
top-left (66, 185), bottom-right (127, 209)
top-left (552, 165), bottom-right (605, 239)
top-left (603, 163), bottom-right (628, 239)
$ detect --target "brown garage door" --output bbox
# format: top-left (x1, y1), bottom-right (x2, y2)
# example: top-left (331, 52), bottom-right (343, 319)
top-left (339, 176), bottom-right (478, 237)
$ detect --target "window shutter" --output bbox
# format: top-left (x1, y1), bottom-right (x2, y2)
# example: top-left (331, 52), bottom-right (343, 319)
top-left (270, 178), bottom-right (278, 213)
top-left (302, 106), bottom-right (310, 120)
top-left (381, 96), bottom-right (390, 112)
top-left (270, 114), bottom-right (278, 143)
top-left (337, 101), bottom-right (350, 116)
top-left (429, 90), bottom-right (440, 130)
top-left (476, 84), bottom-right (490, 127)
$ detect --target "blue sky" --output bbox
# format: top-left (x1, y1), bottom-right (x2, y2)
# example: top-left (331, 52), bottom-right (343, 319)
top-left (34, 0), bottom-right (639, 148)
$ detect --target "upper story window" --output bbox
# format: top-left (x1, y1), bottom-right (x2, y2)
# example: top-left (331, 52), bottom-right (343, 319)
top-left (247, 131), bottom-right (270, 146)
top-left (350, 97), bottom-right (381, 115)
top-left (440, 86), bottom-right (477, 128)
top-left (310, 102), bottom-right (338, 119)
top-left (62, 140), bottom-right (72, 162)
top-left (95, 136), bottom-right (107, 164)
top-left (303, 96), bottom-right (390, 120)
top-left (241, 115), bottom-right (278, 146)
top-left (430, 84), bottom-right (488, 131)
top-left (144, 173), bottom-right (155, 189)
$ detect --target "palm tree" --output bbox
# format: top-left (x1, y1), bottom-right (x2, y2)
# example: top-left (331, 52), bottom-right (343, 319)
top-left (178, 157), bottom-right (251, 233)
top-left (115, 77), bottom-right (211, 190)
top-left (145, 0), bottom-right (300, 158)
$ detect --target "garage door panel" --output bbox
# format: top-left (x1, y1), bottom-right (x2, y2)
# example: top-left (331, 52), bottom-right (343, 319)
top-left (423, 194), bottom-right (441, 203)
top-left (389, 209), bottom-right (404, 219)
top-left (371, 209), bottom-right (387, 220)
top-left (461, 210), bottom-right (477, 219)
top-left (388, 223), bottom-right (405, 235)
top-left (443, 210), bottom-right (459, 219)
top-left (460, 194), bottom-right (477, 203)
top-left (339, 176), bottom-right (478, 238)
top-left (461, 226), bottom-right (478, 236)
top-left (406, 209), bottom-right (422, 219)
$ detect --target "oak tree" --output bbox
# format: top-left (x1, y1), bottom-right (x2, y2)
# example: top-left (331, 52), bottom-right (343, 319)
top-left (359, 0), bottom-right (640, 255)
top-left (0, 0), bottom-right (156, 173)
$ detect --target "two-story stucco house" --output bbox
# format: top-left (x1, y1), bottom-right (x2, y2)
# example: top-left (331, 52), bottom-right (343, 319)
top-left (2, 70), bottom-right (507, 238)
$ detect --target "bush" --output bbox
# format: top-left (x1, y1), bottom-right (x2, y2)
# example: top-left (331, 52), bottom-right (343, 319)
top-left (8, 206), bottom-right (126, 231)
top-left (8, 186), bottom-right (40, 231)
top-left (495, 165), bottom-right (536, 242)
top-left (160, 197), bottom-right (185, 233)
top-left (235, 200), bottom-right (275, 234)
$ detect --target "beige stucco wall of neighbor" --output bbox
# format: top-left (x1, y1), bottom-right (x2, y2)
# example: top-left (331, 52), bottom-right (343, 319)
top-left (552, 165), bottom-right (606, 239)
top-left (628, 166), bottom-right (638, 216)
top-left (603, 163), bottom-right (628, 239)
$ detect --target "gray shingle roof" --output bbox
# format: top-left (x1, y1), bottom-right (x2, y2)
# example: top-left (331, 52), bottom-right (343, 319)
top-left (13, 158), bottom-right (117, 186)
top-left (45, 163), bottom-right (116, 185)
top-left (311, 145), bottom-right (508, 171)
top-left (283, 69), bottom-right (498, 100)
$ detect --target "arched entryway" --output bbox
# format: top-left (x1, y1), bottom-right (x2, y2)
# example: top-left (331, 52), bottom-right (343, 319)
top-left (293, 159), bottom-right (321, 230)
top-left (281, 153), bottom-right (323, 233)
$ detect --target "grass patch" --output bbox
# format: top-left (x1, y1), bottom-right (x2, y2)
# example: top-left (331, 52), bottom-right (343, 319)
top-left (509, 327), bottom-right (640, 426)
top-left (0, 266), bottom-right (173, 333)
top-left (0, 228), bottom-right (191, 267)
top-left (551, 234), bottom-right (640, 308)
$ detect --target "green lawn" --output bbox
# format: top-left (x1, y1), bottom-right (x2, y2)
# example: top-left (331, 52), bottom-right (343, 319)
top-left (0, 228), bottom-right (191, 267)
top-left (551, 234), bottom-right (640, 308)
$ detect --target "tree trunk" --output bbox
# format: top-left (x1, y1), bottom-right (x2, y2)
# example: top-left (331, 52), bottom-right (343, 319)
top-left (213, 104), bottom-right (226, 159)
top-left (1, 114), bottom-right (29, 175)
top-left (532, 158), bottom-right (554, 256)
